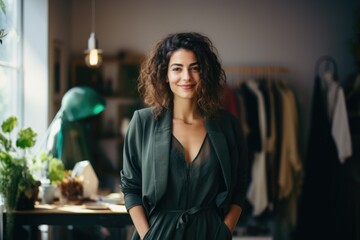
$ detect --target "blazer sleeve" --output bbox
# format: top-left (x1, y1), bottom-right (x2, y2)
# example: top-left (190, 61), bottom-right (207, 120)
top-left (120, 111), bottom-right (144, 211)
top-left (230, 114), bottom-right (249, 209)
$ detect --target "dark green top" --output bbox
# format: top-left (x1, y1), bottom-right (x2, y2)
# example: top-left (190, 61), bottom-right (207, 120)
top-left (137, 134), bottom-right (232, 240)
top-left (120, 108), bottom-right (248, 240)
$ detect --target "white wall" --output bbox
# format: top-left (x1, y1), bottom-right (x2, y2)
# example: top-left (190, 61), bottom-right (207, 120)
top-left (48, 0), bottom-right (71, 120)
top-left (23, 0), bottom-right (49, 146)
top-left (68, 0), bottom-right (359, 156)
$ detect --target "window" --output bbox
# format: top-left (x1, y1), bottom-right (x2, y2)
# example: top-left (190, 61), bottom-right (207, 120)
top-left (0, 0), bottom-right (22, 123)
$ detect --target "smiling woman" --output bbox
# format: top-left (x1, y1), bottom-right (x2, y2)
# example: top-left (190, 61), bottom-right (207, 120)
top-left (121, 32), bottom-right (248, 240)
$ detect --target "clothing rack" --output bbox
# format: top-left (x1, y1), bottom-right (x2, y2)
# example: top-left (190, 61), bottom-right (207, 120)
top-left (224, 66), bottom-right (289, 87)
top-left (224, 66), bottom-right (288, 74)
top-left (223, 65), bottom-right (299, 240)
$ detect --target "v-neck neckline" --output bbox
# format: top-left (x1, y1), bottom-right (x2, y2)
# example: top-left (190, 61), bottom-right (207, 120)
top-left (172, 133), bottom-right (208, 164)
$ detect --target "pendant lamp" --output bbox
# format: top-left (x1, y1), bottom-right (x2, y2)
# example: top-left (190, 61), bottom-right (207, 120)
top-left (84, 0), bottom-right (102, 68)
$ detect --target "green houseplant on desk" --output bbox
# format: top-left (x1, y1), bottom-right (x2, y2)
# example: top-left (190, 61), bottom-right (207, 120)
top-left (33, 151), bottom-right (66, 204)
top-left (0, 116), bottom-right (40, 239)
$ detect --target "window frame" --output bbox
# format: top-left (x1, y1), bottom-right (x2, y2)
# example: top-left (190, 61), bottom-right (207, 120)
top-left (0, 0), bottom-right (23, 124)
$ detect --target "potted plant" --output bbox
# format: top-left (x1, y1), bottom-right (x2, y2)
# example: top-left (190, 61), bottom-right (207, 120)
top-left (0, 116), bottom-right (40, 239)
top-left (34, 152), bottom-right (65, 203)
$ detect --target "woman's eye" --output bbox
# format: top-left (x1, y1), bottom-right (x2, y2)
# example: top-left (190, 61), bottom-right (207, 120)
top-left (191, 66), bottom-right (200, 72)
top-left (172, 68), bottom-right (181, 72)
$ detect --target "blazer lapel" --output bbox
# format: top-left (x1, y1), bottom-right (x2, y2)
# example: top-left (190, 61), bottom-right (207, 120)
top-left (153, 110), bottom-right (172, 202)
top-left (206, 118), bottom-right (231, 193)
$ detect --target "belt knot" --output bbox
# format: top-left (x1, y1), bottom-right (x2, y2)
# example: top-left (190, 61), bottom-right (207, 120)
top-left (175, 205), bottom-right (213, 229)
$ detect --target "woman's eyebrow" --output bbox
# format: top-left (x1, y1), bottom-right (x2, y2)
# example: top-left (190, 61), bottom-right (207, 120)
top-left (170, 62), bottom-right (199, 67)
top-left (170, 63), bottom-right (183, 67)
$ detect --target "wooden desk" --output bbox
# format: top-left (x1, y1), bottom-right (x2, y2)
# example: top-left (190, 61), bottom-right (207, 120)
top-left (3, 203), bottom-right (133, 240)
top-left (11, 203), bottom-right (132, 227)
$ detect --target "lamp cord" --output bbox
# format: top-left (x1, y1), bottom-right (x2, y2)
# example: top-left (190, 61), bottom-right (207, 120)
top-left (91, 0), bottom-right (95, 33)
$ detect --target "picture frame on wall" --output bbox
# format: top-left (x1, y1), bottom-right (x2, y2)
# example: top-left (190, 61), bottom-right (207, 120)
top-left (102, 60), bottom-right (119, 97)
top-left (51, 39), bottom-right (67, 118)
top-left (53, 40), bottom-right (61, 95)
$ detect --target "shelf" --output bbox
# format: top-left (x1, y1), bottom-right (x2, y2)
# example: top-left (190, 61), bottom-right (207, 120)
top-left (70, 54), bottom-right (144, 193)
top-left (105, 97), bottom-right (141, 105)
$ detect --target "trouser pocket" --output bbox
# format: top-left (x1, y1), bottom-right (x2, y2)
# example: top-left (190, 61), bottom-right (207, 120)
top-left (216, 221), bottom-right (232, 240)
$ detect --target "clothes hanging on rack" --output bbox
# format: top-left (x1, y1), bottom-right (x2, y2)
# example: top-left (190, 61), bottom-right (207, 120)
top-left (297, 73), bottom-right (340, 240)
top-left (258, 81), bottom-right (277, 210)
top-left (342, 72), bottom-right (360, 240)
top-left (224, 84), bottom-right (240, 119)
top-left (322, 72), bottom-right (352, 163)
top-left (244, 80), bottom-right (269, 216)
top-left (223, 67), bottom-right (302, 240)
top-left (277, 86), bottom-right (302, 201)
top-left (225, 78), bottom-right (302, 213)
top-left (296, 56), bottom-right (352, 240)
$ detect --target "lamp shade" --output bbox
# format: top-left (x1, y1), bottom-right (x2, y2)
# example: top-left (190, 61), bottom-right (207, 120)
top-left (61, 86), bottom-right (106, 122)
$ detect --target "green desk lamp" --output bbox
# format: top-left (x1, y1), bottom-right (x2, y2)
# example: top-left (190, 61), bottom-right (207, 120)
top-left (39, 86), bottom-right (106, 169)
top-left (61, 86), bottom-right (106, 122)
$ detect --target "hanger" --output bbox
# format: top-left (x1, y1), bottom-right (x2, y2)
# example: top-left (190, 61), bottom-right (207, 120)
top-left (224, 66), bottom-right (289, 89)
top-left (315, 55), bottom-right (338, 82)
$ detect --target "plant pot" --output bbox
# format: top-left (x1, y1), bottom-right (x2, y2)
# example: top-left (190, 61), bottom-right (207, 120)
top-left (16, 183), bottom-right (40, 210)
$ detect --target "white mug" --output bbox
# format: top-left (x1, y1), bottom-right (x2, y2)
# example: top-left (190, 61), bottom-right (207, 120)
top-left (40, 184), bottom-right (56, 204)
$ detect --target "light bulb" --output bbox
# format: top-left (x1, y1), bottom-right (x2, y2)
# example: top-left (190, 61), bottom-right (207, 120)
top-left (89, 49), bottom-right (99, 65)
top-left (85, 49), bottom-right (102, 67)
top-left (84, 32), bottom-right (103, 68)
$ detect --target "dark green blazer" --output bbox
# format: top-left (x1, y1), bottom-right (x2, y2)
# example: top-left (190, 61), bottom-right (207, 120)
top-left (120, 107), bottom-right (248, 217)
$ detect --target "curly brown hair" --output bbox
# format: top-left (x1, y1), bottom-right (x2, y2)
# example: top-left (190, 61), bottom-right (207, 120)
top-left (138, 32), bottom-right (226, 118)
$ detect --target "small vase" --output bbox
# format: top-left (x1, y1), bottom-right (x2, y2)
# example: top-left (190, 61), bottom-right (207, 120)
top-left (39, 184), bottom-right (56, 204)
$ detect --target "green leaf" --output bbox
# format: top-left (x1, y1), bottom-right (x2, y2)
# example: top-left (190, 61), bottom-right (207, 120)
top-left (48, 157), bottom-right (65, 184)
top-left (16, 127), bottom-right (37, 149)
top-left (1, 116), bottom-right (17, 133)
top-left (0, 152), bottom-right (13, 166)
top-left (38, 151), bottom-right (51, 163)
top-left (0, 132), bottom-right (11, 151)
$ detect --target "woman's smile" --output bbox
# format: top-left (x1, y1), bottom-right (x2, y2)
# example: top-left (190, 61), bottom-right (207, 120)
top-left (167, 49), bottom-right (201, 101)
top-left (178, 83), bottom-right (196, 89)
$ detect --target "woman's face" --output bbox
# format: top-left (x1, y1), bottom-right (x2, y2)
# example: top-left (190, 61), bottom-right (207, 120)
top-left (167, 49), bottom-right (201, 101)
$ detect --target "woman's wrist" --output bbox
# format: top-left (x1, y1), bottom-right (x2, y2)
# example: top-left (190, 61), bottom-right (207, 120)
top-left (139, 228), bottom-right (149, 240)
top-left (224, 218), bottom-right (236, 233)
top-left (128, 205), bottom-right (150, 239)
top-left (224, 204), bottom-right (242, 233)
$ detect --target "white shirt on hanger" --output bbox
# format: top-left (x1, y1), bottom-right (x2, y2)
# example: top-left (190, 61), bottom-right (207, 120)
top-left (245, 80), bottom-right (268, 216)
top-left (323, 73), bottom-right (352, 163)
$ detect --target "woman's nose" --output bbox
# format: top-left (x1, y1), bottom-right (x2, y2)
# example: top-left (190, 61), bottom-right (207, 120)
top-left (182, 69), bottom-right (191, 80)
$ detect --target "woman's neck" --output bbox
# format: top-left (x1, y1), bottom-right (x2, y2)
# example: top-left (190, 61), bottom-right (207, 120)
top-left (172, 98), bottom-right (200, 124)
